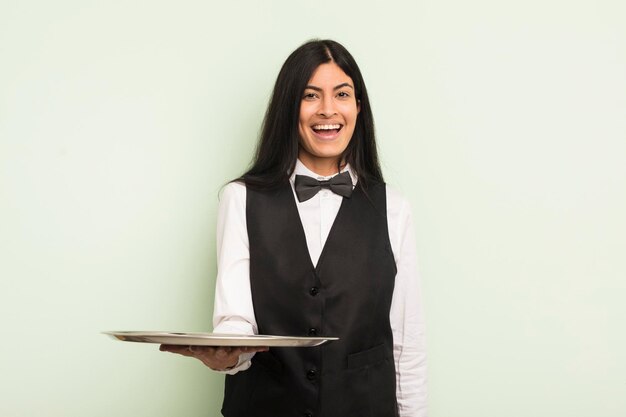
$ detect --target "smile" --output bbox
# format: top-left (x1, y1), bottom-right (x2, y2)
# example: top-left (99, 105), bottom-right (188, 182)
top-left (312, 124), bottom-right (342, 131)
top-left (311, 124), bottom-right (343, 140)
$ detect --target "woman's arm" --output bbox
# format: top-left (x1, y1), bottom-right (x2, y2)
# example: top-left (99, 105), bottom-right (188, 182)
top-left (388, 186), bottom-right (428, 417)
top-left (213, 182), bottom-right (257, 333)
top-left (211, 181), bottom-right (259, 373)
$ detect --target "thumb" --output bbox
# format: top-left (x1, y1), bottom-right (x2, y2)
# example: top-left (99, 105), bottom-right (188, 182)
top-left (215, 347), bottom-right (232, 359)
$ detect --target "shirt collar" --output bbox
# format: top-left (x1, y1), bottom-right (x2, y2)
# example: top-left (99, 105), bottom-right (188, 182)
top-left (289, 159), bottom-right (358, 187)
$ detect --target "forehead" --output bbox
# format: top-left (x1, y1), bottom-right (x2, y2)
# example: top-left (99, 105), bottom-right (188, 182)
top-left (307, 62), bottom-right (353, 86)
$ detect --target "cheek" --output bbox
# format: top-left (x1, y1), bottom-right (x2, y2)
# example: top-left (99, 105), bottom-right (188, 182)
top-left (297, 121), bottom-right (309, 140)
top-left (299, 103), bottom-right (314, 122)
top-left (341, 103), bottom-right (359, 121)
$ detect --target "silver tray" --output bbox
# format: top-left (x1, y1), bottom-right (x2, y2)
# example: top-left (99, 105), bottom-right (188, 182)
top-left (103, 331), bottom-right (338, 347)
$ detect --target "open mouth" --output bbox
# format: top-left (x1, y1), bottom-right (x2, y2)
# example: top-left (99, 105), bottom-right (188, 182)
top-left (311, 124), bottom-right (343, 139)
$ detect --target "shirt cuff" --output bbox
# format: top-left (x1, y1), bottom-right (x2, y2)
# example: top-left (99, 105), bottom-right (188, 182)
top-left (215, 351), bottom-right (254, 375)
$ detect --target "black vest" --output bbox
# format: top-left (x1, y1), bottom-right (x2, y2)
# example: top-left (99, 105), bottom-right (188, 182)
top-left (222, 181), bottom-right (398, 417)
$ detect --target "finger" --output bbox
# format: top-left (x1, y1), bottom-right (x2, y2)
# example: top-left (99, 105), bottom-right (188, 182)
top-left (212, 347), bottom-right (244, 364)
top-left (216, 346), bottom-right (267, 362)
top-left (240, 346), bottom-right (270, 353)
top-left (214, 347), bottom-right (236, 360)
top-left (183, 345), bottom-right (216, 353)
top-left (159, 344), bottom-right (197, 357)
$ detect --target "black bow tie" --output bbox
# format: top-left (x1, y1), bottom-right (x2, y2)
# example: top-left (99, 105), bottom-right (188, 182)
top-left (294, 171), bottom-right (353, 202)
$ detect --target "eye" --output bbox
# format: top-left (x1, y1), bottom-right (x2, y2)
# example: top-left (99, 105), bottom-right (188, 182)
top-left (303, 92), bottom-right (318, 100)
top-left (337, 91), bottom-right (351, 98)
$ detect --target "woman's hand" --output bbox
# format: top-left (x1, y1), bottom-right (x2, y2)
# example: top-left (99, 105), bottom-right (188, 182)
top-left (159, 344), bottom-right (268, 371)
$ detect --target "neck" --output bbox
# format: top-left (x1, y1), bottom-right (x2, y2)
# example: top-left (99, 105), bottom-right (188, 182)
top-left (298, 154), bottom-right (345, 177)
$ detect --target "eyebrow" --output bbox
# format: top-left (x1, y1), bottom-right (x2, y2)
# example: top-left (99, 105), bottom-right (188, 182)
top-left (304, 82), bottom-right (354, 91)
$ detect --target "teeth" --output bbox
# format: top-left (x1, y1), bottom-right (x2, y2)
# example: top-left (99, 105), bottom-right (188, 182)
top-left (313, 124), bottom-right (341, 130)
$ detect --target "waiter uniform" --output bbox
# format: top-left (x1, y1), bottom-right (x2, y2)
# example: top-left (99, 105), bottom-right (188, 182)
top-left (214, 160), bottom-right (427, 417)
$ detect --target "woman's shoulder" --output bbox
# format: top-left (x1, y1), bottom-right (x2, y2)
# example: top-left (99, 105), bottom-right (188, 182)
top-left (385, 183), bottom-right (411, 210)
top-left (384, 183), bottom-right (413, 227)
top-left (219, 180), bottom-right (247, 205)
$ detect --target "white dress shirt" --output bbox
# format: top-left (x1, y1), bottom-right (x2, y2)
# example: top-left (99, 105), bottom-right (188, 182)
top-left (213, 160), bottom-right (427, 417)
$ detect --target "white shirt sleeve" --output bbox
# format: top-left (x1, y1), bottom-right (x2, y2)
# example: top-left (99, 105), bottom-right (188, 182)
top-left (212, 181), bottom-right (258, 373)
top-left (387, 186), bottom-right (428, 417)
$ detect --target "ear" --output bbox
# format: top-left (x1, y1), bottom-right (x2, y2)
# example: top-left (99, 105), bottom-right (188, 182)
top-left (357, 99), bottom-right (361, 114)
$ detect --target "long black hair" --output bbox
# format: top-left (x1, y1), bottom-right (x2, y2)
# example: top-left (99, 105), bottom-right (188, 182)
top-left (241, 39), bottom-right (383, 189)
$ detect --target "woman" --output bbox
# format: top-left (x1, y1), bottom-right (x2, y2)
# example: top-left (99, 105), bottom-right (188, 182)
top-left (161, 39), bottom-right (427, 417)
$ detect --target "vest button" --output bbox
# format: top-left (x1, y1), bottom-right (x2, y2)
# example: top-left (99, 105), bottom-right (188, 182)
top-left (306, 369), bottom-right (317, 381)
top-left (304, 412), bottom-right (313, 417)
top-left (308, 328), bottom-right (318, 336)
top-left (309, 286), bottom-right (319, 296)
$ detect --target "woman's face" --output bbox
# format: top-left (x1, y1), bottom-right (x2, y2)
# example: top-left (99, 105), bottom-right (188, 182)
top-left (298, 62), bottom-right (360, 174)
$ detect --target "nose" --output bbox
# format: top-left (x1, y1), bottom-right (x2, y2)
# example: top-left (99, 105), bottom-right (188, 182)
top-left (317, 95), bottom-right (337, 117)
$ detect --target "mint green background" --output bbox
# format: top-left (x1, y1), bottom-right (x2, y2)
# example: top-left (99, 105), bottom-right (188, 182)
top-left (1, 1), bottom-right (625, 416)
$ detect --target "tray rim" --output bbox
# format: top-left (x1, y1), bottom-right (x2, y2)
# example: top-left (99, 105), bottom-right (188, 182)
top-left (103, 331), bottom-right (339, 347)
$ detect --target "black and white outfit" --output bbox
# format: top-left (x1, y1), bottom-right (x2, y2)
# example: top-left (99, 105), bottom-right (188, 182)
top-left (214, 160), bottom-right (427, 417)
